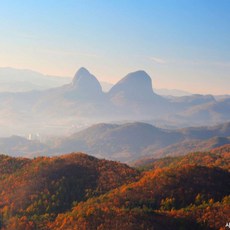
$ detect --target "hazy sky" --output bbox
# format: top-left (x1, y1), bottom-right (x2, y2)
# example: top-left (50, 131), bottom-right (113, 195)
top-left (0, 0), bottom-right (229, 94)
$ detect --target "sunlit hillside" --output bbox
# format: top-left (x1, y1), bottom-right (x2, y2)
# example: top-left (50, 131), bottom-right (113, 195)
top-left (0, 145), bottom-right (229, 229)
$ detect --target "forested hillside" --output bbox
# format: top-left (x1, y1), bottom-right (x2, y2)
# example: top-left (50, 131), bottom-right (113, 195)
top-left (0, 153), bottom-right (139, 229)
top-left (0, 146), bottom-right (229, 229)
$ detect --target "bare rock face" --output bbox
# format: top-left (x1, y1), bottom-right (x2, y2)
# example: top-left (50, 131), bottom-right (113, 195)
top-left (109, 70), bottom-right (155, 101)
top-left (71, 67), bottom-right (103, 98)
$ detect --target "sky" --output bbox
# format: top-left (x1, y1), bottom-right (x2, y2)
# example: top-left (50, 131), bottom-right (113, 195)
top-left (0, 0), bottom-right (229, 94)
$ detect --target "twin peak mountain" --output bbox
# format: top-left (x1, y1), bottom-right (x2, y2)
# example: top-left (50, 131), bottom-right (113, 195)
top-left (70, 67), bottom-right (156, 101)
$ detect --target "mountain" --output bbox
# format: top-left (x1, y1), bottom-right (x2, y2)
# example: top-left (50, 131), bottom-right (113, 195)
top-left (0, 153), bottom-right (139, 229)
top-left (1, 68), bottom-right (109, 137)
top-left (2, 121), bottom-right (230, 161)
top-left (0, 147), bottom-right (229, 229)
top-left (0, 67), bottom-right (70, 92)
top-left (0, 67), bottom-right (229, 137)
top-left (50, 147), bottom-right (230, 230)
top-left (179, 121), bottom-right (230, 139)
top-left (146, 136), bottom-right (230, 159)
top-left (0, 135), bottom-right (48, 157)
top-left (109, 70), bottom-right (155, 100)
top-left (37, 68), bottom-right (230, 127)
top-left (168, 95), bottom-right (230, 126)
top-left (108, 70), bottom-right (171, 118)
top-left (36, 67), bottom-right (104, 101)
top-left (134, 144), bottom-right (230, 170)
top-left (155, 88), bottom-right (192, 96)
top-left (48, 121), bottom-right (230, 162)
top-left (69, 67), bottom-right (103, 99)
top-left (182, 97), bottom-right (230, 122)
top-left (170, 94), bottom-right (216, 106)
top-left (51, 122), bottom-right (183, 161)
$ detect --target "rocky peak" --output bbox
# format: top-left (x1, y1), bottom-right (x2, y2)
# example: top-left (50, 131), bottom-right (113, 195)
top-left (109, 70), bottom-right (155, 100)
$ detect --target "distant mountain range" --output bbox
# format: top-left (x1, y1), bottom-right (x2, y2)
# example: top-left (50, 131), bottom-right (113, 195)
top-left (132, 136), bottom-right (230, 167)
top-left (0, 67), bottom-right (71, 91)
top-left (0, 67), bottom-right (193, 96)
top-left (154, 88), bottom-right (192, 96)
top-left (0, 67), bottom-right (229, 137)
top-left (49, 121), bottom-right (230, 162)
top-left (1, 121), bottom-right (230, 162)
top-left (0, 67), bottom-right (114, 93)
top-left (0, 67), bottom-right (229, 230)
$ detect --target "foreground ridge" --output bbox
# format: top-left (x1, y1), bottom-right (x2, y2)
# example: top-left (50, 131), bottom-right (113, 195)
top-left (0, 145), bottom-right (229, 229)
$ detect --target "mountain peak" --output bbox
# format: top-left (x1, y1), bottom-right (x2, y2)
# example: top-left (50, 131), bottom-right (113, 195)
top-left (72, 67), bottom-right (96, 85)
top-left (109, 70), bottom-right (155, 100)
top-left (71, 67), bottom-right (102, 97)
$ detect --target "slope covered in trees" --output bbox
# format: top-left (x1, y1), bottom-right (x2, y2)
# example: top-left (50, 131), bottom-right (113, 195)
top-left (45, 146), bottom-right (230, 229)
top-left (0, 146), bottom-right (229, 229)
top-left (51, 166), bottom-right (229, 229)
top-left (0, 153), bottom-right (139, 229)
top-left (135, 144), bottom-right (230, 171)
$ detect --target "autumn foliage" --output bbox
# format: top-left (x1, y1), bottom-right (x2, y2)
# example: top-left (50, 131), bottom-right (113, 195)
top-left (0, 145), bottom-right (229, 229)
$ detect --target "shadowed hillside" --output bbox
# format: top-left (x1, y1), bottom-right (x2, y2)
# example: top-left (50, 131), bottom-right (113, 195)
top-left (1, 122), bottom-right (230, 162)
top-left (50, 122), bottom-right (230, 162)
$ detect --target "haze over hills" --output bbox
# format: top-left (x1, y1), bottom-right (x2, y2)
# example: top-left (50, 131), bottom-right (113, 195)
top-left (1, 1), bottom-right (229, 229)
top-left (0, 67), bottom-right (229, 137)
top-left (132, 137), bottom-right (230, 167)
top-left (154, 88), bottom-right (192, 96)
top-left (0, 66), bottom-right (229, 229)
top-left (0, 67), bottom-right (193, 96)
top-left (0, 135), bottom-right (48, 157)
top-left (0, 67), bottom-right (71, 92)
top-left (49, 121), bottom-right (230, 161)
top-left (2, 121), bottom-right (230, 163)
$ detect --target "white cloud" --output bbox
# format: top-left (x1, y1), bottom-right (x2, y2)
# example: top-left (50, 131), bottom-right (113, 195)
top-left (177, 59), bottom-right (230, 68)
top-left (149, 57), bottom-right (167, 64)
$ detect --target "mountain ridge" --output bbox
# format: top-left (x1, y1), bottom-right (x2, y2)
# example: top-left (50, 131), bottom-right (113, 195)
top-left (2, 121), bottom-right (230, 162)
top-left (0, 67), bottom-right (229, 137)
top-left (0, 146), bottom-right (229, 229)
